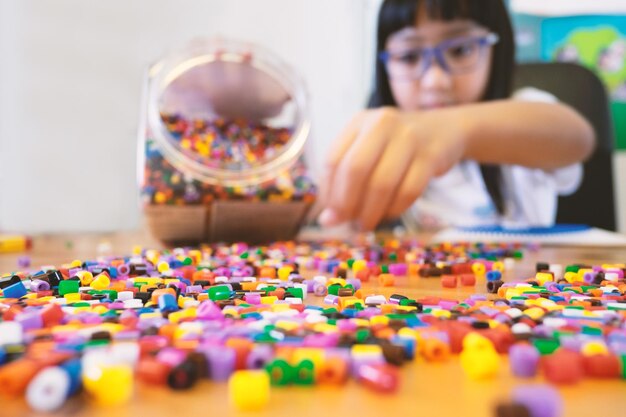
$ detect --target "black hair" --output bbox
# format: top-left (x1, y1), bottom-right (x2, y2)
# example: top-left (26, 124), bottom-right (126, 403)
top-left (369, 0), bottom-right (515, 215)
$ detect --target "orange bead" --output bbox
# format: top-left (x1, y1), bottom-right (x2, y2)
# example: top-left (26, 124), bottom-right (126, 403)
top-left (421, 338), bottom-right (451, 362)
top-left (0, 359), bottom-right (41, 396)
top-left (378, 274), bottom-right (395, 287)
top-left (317, 357), bottom-right (348, 385)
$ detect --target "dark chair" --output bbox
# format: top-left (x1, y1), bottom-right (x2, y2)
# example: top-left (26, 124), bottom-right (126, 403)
top-left (513, 62), bottom-right (617, 230)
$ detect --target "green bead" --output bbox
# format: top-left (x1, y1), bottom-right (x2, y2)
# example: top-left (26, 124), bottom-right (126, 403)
top-left (347, 259), bottom-right (355, 268)
top-left (293, 360), bottom-right (315, 385)
top-left (266, 359), bottom-right (294, 386)
top-left (59, 280), bottom-right (79, 296)
top-left (621, 355), bottom-right (626, 380)
top-left (565, 265), bottom-right (579, 273)
top-left (513, 250), bottom-right (523, 259)
top-left (69, 302), bottom-right (90, 307)
top-left (286, 288), bottom-right (303, 299)
top-left (208, 285), bottom-right (231, 301)
top-left (323, 308), bottom-right (338, 315)
top-left (100, 290), bottom-right (118, 301)
top-left (381, 265), bottom-right (389, 274)
top-left (328, 284), bottom-right (341, 296)
top-left (182, 257), bottom-right (193, 265)
top-left (533, 338), bottom-right (560, 355)
top-left (240, 252), bottom-right (249, 259)
top-left (581, 326), bottom-right (602, 336)
top-left (389, 253), bottom-right (397, 261)
top-left (355, 329), bottom-right (371, 343)
top-left (399, 298), bottom-right (416, 306)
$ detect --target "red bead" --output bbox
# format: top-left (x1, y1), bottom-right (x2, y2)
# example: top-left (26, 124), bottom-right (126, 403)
top-left (41, 304), bottom-right (64, 327)
top-left (583, 354), bottom-right (621, 378)
top-left (542, 349), bottom-right (583, 384)
top-left (460, 274), bottom-right (476, 286)
top-left (356, 268), bottom-right (371, 282)
top-left (356, 364), bottom-right (399, 393)
top-left (441, 275), bottom-right (458, 288)
top-left (137, 357), bottom-right (172, 385)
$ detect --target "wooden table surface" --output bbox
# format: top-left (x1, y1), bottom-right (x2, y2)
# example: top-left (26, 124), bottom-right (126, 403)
top-left (1, 230), bottom-right (626, 417)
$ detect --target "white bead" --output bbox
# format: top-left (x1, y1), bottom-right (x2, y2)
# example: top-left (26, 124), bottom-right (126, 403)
top-left (214, 276), bottom-right (228, 283)
top-left (0, 321), bottom-right (23, 345)
top-left (294, 283), bottom-right (308, 295)
top-left (109, 342), bottom-right (140, 367)
top-left (313, 276), bottom-right (328, 285)
top-left (365, 295), bottom-right (387, 305)
top-left (504, 308), bottom-right (523, 319)
top-left (548, 264), bottom-right (563, 280)
top-left (26, 367), bottom-right (70, 412)
top-left (117, 291), bottom-right (134, 301)
top-left (242, 277), bottom-right (257, 282)
top-left (604, 272), bottom-right (619, 282)
top-left (511, 322), bottom-right (532, 335)
top-left (504, 258), bottom-right (516, 271)
top-left (123, 299), bottom-right (143, 309)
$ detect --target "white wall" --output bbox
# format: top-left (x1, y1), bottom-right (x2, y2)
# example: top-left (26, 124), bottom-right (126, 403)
top-left (0, 0), bottom-right (380, 232)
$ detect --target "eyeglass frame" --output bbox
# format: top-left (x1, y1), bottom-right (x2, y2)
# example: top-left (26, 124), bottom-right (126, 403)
top-left (379, 32), bottom-right (500, 79)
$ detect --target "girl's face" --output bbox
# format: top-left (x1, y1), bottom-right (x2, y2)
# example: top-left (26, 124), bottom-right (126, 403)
top-left (385, 13), bottom-right (493, 111)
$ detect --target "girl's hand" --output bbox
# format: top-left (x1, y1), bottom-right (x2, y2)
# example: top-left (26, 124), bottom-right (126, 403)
top-left (317, 106), bottom-right (469, 231)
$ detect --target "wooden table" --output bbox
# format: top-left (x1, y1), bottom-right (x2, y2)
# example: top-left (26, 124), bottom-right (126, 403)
top-left (1, 231), bottom-right (626, 417)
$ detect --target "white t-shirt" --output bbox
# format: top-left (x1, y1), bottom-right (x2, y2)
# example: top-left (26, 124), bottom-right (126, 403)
top-left (403, 87), bottom-right (583, 230)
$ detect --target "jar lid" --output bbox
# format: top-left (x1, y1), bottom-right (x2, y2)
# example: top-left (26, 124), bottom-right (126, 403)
top-left (146, 38), bottom-right (310, 187)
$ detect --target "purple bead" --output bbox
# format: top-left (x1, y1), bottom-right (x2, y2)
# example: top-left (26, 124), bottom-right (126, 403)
top-left (388, 263), bottom-right (407, 276)
top-left (304, 279), bottom-right (316, 293)
top-left (244, 293), bottom-right (261, 305)
top-left (117, 264), bottom-right (131, 276)
top-left (438, 300), bottom-right (457, 310)
top-left (245, 344), bottom-right (273, 369)
top-left (346, 278), bottom-right (361, 291)
top-left (337, 319), bottom-right (357, 332)
top-left (30, 279), bottom-right (50, 292)
top-left (17, 256), bottom-right (31, 268)
top-left (303, 333), bottom-right (339, 348)
top-left (324, 294), bottom-right (338, 305)
top-left (512, 385), bottom-right (562, 417)
top-left (509, 343), bottom-right (540, 378)
top-left (203, 346), bottom-right (236, 381)
top-left (314, 284), bottom-right (328, 297)
top-left (186, 285), bottom-right (203, 294)
top-left (15, 311), bottom-right (43, 330)
top-left (157, 347), bottom-right (187, 367)
top-left (213, 267), bottom-right (231, 278)
top-left (196, 300), bottom-right (224, 320)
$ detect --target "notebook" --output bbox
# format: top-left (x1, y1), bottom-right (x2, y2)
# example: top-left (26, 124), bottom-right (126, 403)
top-left (431, 224), bottom-right (626, 247)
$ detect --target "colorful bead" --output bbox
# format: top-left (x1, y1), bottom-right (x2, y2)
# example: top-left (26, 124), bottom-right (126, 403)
top-left (228, 370), bottom-right (270, 411)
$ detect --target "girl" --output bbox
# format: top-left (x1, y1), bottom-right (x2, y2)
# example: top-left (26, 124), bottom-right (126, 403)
top-left (317, 0), bottom-right (595, 231)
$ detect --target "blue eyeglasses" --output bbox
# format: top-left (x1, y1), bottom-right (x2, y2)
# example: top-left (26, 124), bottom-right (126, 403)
top-left (379, 33), bottom-right (500, 80)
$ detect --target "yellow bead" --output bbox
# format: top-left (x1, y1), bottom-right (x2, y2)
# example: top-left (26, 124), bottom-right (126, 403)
top-left (472, 262), bottom-right (486, 275)
top-left (581, 340), bottom-right (609, 356)
top-left (64, 293), bottom-right (81, 302)
top-left (229, 370), bottom-right (270, 411)
top-left (525, 307), bottom-right (545, 321)
top-left (83, 365), bottom-right (133, 406)
top-left (260, 296), bottom-right (278, 305)
top-left (535, 272), bottom-right (554, 286)
top-left (352, 259), bottom-right (368, 273)
top-left (91, 274), bottom-right (110, 290)
top-left (370, 315), bottom-right (390, 326)
top-left (351, 344), bottom-right (383, 357)
top-left (460, 333), bottom-right (500, 380)
top-left (492, 261), bottom-right (504, 272)
top-left (157, 261), bottom-right (170, 274)
top-left (292, 348), bottom-right (325, 377)
top-left (132, 245), bottom-right (143, 256)
top-left (70, 260), bottom-right (82, 268)
top-left (76, 271), bottom-right (93, 286)
top-left (277, 266), bottom-right (293, 281)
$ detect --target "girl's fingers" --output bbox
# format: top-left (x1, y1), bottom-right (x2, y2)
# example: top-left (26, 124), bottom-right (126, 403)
top-left (326, 109), bottom-right (397, 223)
top-left (385, 156), bottom-right (434, 220)
top-left (355, 133), bottom-right (415, 230)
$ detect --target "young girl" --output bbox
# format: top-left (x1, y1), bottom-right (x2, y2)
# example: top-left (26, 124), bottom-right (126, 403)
top-left (317, 0), bottom-right (595, 232)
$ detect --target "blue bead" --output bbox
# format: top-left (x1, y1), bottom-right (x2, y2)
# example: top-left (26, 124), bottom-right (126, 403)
top-left (109, 268), bottom-right (118, 278)
top-left (0, 347), bottom-right (6, 365)
top-left (2, 281), bottom-right (27, 299)
top-left (158, 293), bottom-right (178, 312)
top-left (486, 271), bottom-right (502, 281)
top-left (60, 359), bottom-right (82, 396)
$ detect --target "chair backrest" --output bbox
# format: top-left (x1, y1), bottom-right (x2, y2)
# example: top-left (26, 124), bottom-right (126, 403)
top-left (513, 62), bottom-right (617, 231)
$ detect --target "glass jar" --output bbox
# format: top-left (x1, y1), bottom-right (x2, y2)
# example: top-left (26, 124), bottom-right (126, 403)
top-left (138, 38), bottom-right (317, 243)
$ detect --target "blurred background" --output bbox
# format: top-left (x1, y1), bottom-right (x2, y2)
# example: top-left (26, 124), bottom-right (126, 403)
top-left (1, 0), bottom-right (625, 233)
